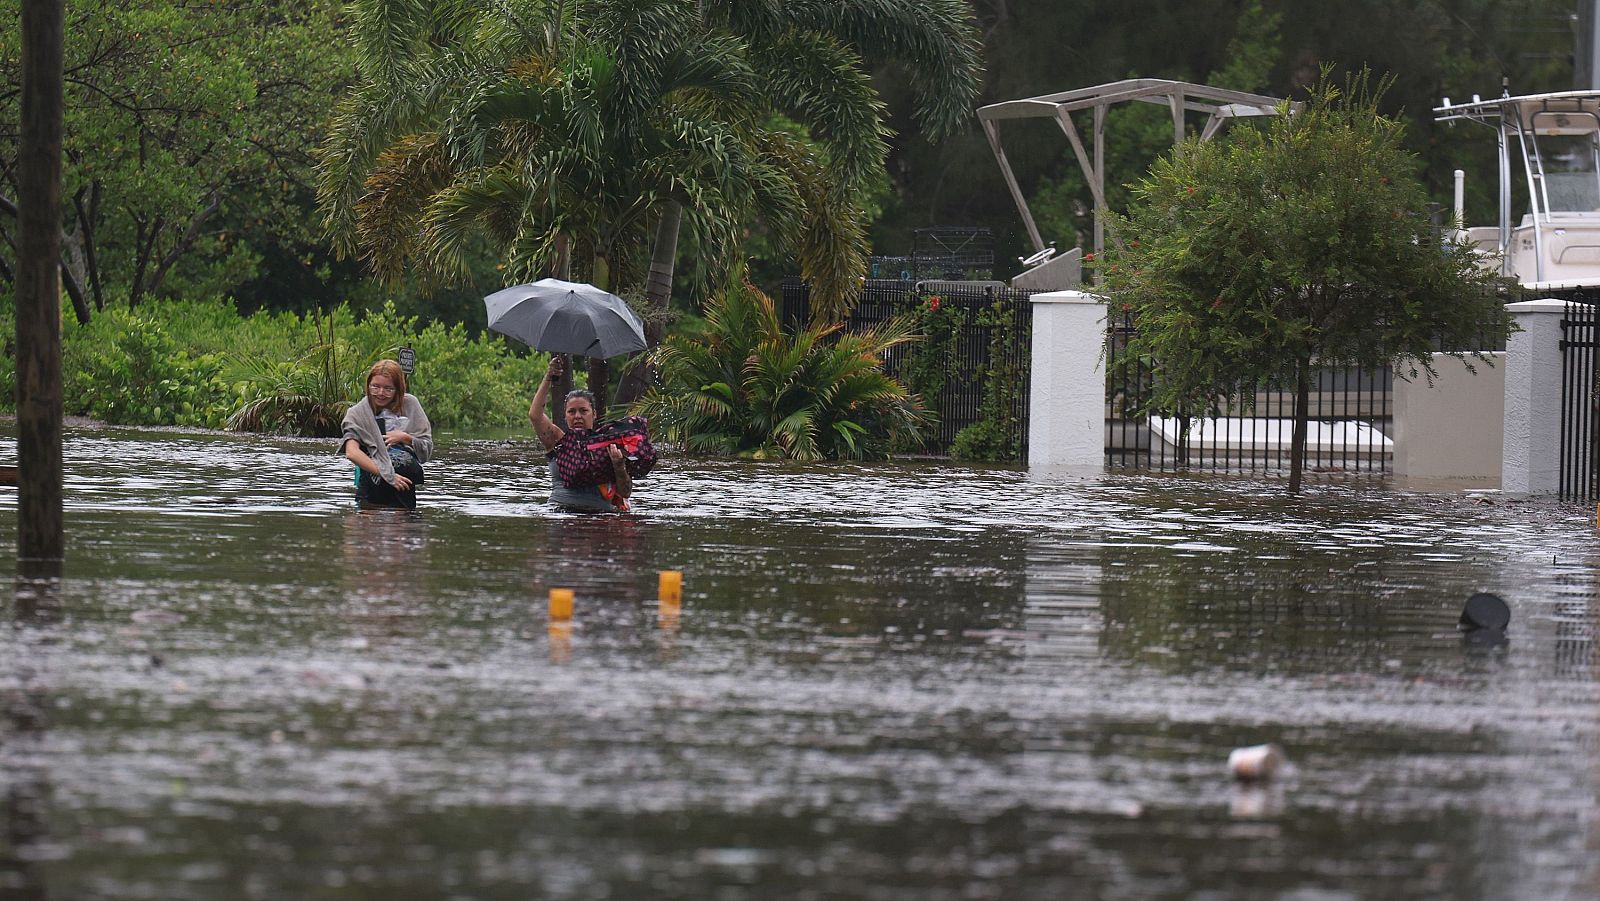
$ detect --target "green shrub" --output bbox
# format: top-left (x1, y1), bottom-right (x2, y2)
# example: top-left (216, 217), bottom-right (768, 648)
top-left (635, 280), bottom-right (929, 460)
top-left (950, 298), bottom-right (1029, 463)
top-left (5, 295), bottom-right (549, 435)
top-left (893, 290), bottom-right (962, 452)
top-left (62, 307), bottom-right (233, 428)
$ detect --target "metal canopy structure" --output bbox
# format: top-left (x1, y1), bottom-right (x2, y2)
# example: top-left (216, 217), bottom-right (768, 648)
top-left (977, 79), bottom-right (1293, 261)
top-left (1435, 90), bottom-right (1600, 283)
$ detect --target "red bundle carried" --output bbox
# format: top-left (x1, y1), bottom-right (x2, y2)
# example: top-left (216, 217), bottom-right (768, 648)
top-left (551, 416), bottom-right (657, 487)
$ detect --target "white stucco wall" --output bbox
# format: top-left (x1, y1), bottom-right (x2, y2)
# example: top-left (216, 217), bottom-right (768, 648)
top-left (1027, 291), bottom-right (1106, 470)
top-left (1392, 352), bottom-right (1505, 484)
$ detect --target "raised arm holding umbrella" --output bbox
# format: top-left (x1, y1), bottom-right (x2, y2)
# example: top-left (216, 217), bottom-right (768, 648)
top-left (488, 279), bottom-right (650, 512)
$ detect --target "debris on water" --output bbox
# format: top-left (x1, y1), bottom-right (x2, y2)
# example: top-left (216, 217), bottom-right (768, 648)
top-left (1459, 592), bottom-right (1510, 632)
top-left (1228, 743), bottom-right (1286, 781)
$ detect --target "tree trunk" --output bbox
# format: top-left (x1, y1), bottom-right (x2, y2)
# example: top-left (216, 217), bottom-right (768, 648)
top-left (614, 204), bottom-right (680, 407)
top-left (59, 256), bottom-right (90, 325)
top-left (146, 192), bottom-right (220, 299)
top-left (127, 214), bottom-right (163, 308)
top-left (588, 254), bottom-right (613, 413)
top-left (0, 190), bottom-right (87, 322)
top-left (550, 233), bottom-right (574, 409)
top-left (82, 179), bottom-right (105, 310)
top-left (1289, 357), bottom-right (1310, 494)
top-left (16, 0), bottom-right (65, 567)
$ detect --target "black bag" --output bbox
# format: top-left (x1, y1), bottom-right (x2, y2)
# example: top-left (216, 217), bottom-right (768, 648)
top-left (356, 446), bottom-right (423, 509)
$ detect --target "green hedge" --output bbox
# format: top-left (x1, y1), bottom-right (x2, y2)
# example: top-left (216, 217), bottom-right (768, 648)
top-left (0, 295), bottom-right (548, 435)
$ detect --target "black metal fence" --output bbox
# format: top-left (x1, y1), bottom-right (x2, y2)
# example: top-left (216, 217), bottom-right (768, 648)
top-left (1104, 307), bottom-right (1394, 474)
top-left (1560, 295), bottom-right (1600, 500)
top-left (798, 280), bottom-right (1429, 474)
top-left (781, 279), bottom-right (1033, 457)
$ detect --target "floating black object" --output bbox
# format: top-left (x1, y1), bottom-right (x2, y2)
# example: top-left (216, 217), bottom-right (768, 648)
top-left (1459, 592), bottom-right (1510, 631)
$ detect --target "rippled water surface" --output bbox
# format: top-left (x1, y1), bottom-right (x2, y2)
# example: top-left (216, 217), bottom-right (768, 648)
top-left (1, 425), bottom-right (1597, 900)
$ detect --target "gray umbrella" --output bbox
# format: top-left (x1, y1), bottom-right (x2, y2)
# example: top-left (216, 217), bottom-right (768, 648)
top-left (484, 278), bottom-right (647, 359)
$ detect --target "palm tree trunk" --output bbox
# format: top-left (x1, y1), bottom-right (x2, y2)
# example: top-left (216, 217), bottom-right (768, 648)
top-left (550, 233), bottom-right (574, 407)
top-left (588, 254), bottom-right (613, 413)
top-left (1289, 357), bottom-right (1310, 494)
top-left (614, 204), bottom-right (680, 407)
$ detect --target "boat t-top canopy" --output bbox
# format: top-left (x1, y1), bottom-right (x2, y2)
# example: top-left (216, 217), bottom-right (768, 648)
top-left (977, 79), bottom-right (1294, 260)
top-left (1435, 90), bottom-right (1600, 284)
top-left (1434, 90), bottom-right (1600, 131)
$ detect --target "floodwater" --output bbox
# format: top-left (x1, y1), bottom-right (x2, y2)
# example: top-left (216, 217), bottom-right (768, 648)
top-left (0, 425), bottom-right (1596, 901)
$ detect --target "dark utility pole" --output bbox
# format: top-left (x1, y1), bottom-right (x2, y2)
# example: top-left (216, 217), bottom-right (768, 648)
top-left (16, 0), bottom-right (65, 570)
top-left (1581, 1), bottom-right (1600, 90)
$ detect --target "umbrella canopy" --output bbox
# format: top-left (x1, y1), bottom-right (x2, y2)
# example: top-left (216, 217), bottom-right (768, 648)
top-left (484, 278), bottom-right (647, 359)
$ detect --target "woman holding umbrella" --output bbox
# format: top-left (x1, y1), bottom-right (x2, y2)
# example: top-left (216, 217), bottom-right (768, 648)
top-left (529, 356), bottom-right (631, 513)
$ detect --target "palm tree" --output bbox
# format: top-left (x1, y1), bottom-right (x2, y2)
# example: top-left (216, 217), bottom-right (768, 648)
top-left (634, 278), bottom-right (926, 460)
top-left (617, 0), bottom-right (984, 404)
top-left (319, 0), bottom-right (882, 408)
top-left (318, 0), bottom-right (980, 409)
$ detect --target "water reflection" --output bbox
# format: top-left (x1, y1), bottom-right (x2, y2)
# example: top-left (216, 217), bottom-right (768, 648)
top-left (1022, 538), bottom-right (1104, 663)
top-left (3, 577), bottom-right (58, 901)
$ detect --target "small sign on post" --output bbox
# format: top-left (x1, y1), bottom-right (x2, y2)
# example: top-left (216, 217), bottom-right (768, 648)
top-left (397, 345), bottom-right (416, 374)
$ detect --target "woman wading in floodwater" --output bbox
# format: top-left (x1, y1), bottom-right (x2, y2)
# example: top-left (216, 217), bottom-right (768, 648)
top-left (341, 360), bottom-right (433, 509)
top-left (530, 356), bottom-right (631, 513)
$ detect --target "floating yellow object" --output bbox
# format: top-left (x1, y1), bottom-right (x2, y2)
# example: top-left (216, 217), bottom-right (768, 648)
top-left (549, 588), bottom-right (574, 620)
top-left (658, 570), bottom-right (683, 604)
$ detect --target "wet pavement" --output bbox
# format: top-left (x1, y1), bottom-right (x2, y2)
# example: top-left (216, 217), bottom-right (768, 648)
top-left (0, 425), bottom-right (1596, 899)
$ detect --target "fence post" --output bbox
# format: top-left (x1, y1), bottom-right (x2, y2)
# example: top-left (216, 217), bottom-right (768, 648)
top-left (1502, 298), bottom-right (1567, 495)
top-left (1028, 290), bottom-right (1105, 470)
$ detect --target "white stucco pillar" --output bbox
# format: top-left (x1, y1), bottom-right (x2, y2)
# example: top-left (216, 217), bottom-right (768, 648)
top-left (1502, 298), bottom-right (1567, 495)
top-left (1028, 290), bottom-right (1106, 470)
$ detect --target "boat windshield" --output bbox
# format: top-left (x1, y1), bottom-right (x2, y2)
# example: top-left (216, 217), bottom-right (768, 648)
top-left (1531, 128), bottom-right (1600, 214)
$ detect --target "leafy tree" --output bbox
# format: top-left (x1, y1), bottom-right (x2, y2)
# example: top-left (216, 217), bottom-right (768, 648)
top-left (1098, 70), bottom-right (1513, 493)
top-left (320, 0), bottom-right (888, 407)
top-left (630, 0), bottom-right (983, 339)
top-left (633, 278), bottom-right (927, 460)
top-left (0, 0), bottom-right (352, 321)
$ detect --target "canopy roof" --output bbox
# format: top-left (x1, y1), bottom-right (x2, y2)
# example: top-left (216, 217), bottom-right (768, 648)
top-left (976, 79), bottom-right (1294, 259)
top-left (1435, 90), bottom-right (1600, 132)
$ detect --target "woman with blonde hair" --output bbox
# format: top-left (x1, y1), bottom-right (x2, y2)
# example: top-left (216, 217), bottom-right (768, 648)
top-left (341, 359), bottom-right (433, 509)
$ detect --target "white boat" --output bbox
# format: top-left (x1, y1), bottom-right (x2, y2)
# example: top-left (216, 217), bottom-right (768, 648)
top-left (1436, 89), bottom-right (1600, 288)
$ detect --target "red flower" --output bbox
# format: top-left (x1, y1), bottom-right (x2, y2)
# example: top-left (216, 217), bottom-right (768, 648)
top-left (928, 295), bottom-right (941, 311)
top-left (1186, 186), bottom-right (1196, 195)
top-left (1083, 252), bottom-right (1095, 262)
top-left (1211, 296), bottom-right (1223, 309)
